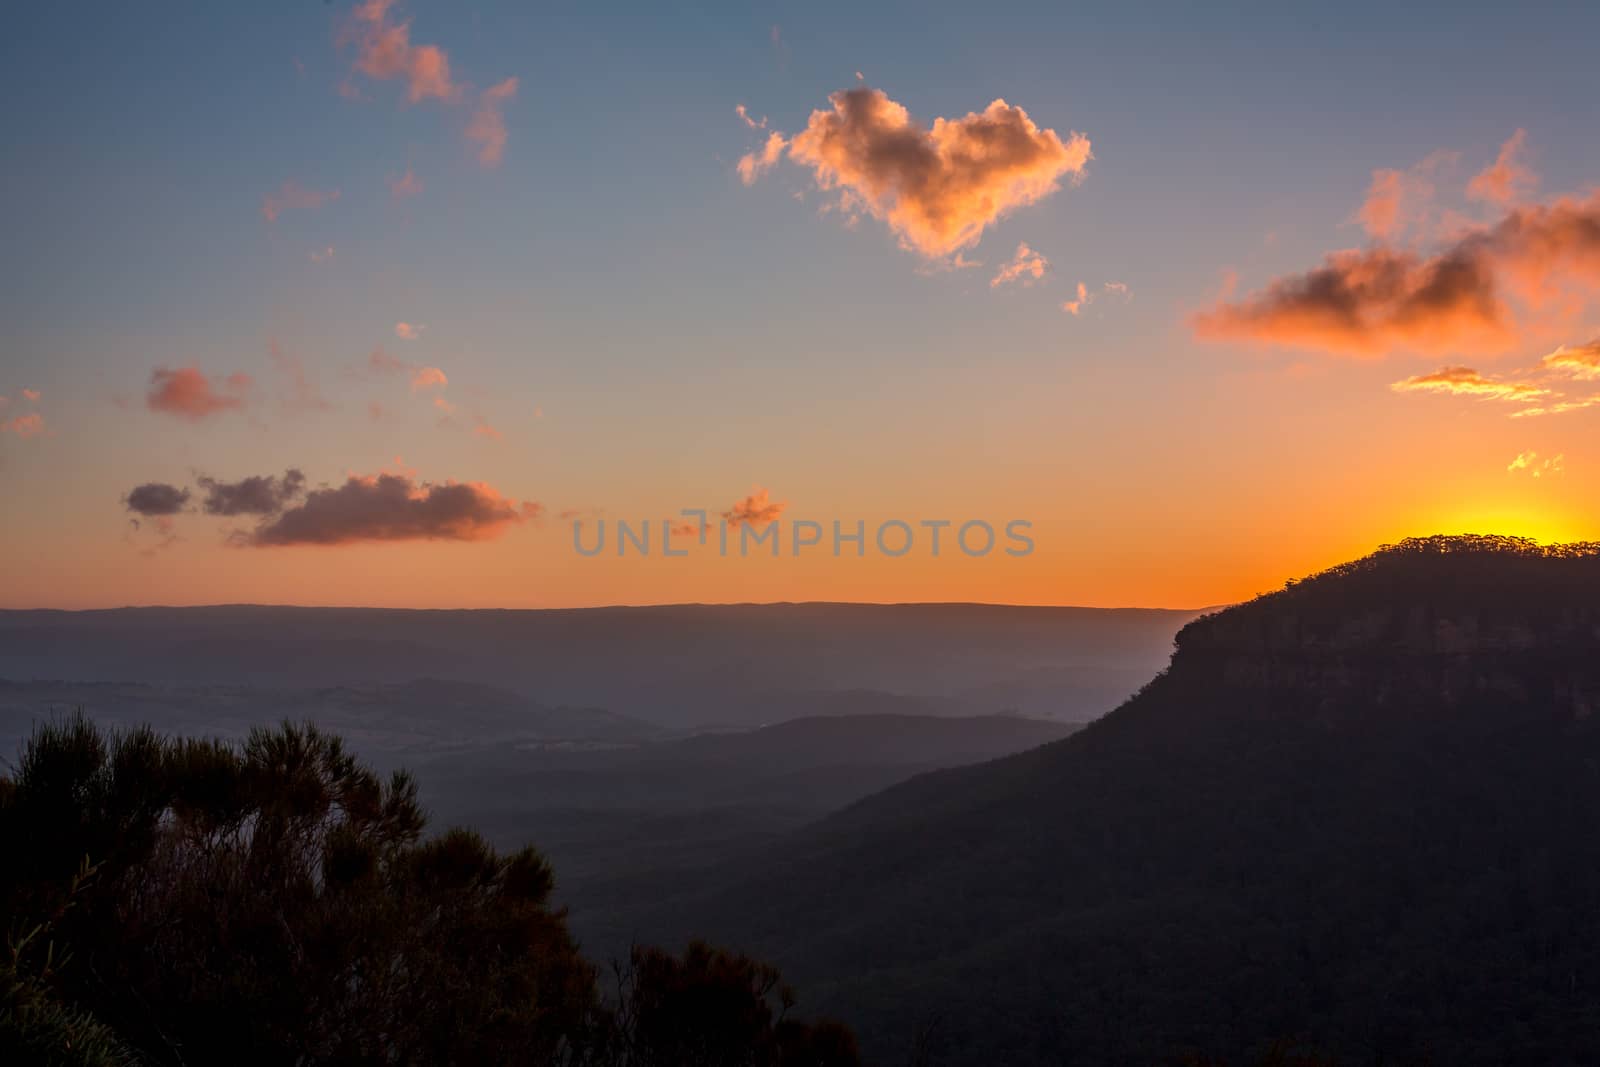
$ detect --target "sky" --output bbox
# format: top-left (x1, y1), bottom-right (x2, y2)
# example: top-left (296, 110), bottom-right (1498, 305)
top-left (3, 0), bottom-right (1600, 610)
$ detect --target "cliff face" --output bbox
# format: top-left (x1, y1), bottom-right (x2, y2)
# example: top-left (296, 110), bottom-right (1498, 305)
top-left (611, 536), bottom-right (1600, 1067)
top-left (1166, 537), bottom-right (1600, 721)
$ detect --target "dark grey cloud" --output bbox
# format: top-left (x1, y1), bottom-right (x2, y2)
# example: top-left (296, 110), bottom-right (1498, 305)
top-left (242, 472), bottom-right (530, 546)
top-left (125, 482), bottom-right (192, 516)
top-left (198, 469), bottom-right (306, 516)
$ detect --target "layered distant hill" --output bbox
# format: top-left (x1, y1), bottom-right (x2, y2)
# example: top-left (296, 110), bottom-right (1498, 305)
top-left (0, 677), bottom-right (659, 773)
top-left (0, 603), bottom-right (1200, 728)
top-left (592, 536), bottom-right (1600, 1064)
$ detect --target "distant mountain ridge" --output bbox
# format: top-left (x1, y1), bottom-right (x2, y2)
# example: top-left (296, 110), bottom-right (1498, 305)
top-left (0, 602), bottom-right (1200, 727)
top-left (590, 537), bottom-right (1600, 1064)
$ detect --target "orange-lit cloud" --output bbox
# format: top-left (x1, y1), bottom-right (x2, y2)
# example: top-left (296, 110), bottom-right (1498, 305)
top-left (394, 322), bottom-right (425, 340)
top-left (471, 414), bottom-right (503, 441)
top-left (752, 87), bottom-right (1089, 259)
top-left (261, 180), bottom-right (339, 223)
top-left (1192, 190), bottom-right (1600, 358)
top-left (1509, 394), bottom-right (1600, 419)
top-left (244, 472), bottom-right (530, 546)
top-left (1062, 281), bottom-right (1089, 315)
top-left (2, 412), bottom-right (45, 438)
top-left (21, 389), bottom-right (40, 403)
top-left (1467, 129), bottom-right (1537, 205)
top-left (146, 367), bottom-right (251, 419)
top-left (990, 242), bottom-right (1049, 288)
top-left (736, 131), bottom-right (788, 185)
top-left (345, 0), bottom-right (459, 103)
top-left (735, 104), bottom-right (768, 130)
top-left (722, 486), bottom-right (785, 527)
top-left (1388, 365), bottom-right (1549, 402)
top-left (1507, 450), bottom-right (1563, 477)
top-left (1540, 339), bottom-right (1600, 379)
top-left (410, 366), bottom-right (448, 391)
top-left (1063, 280), bottom-right (1131, 316)
top-left (466, 77), bottom-right (517, 167)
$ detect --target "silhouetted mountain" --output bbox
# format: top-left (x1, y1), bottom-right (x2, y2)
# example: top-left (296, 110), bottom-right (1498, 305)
top-left (593, 536), bottom-right (1600, 1064)
top-left (0, 603), bottom-right (1199, 727)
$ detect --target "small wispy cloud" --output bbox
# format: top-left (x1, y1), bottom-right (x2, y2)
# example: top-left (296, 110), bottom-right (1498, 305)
top-left (1507, 450), bottom-right (1563, 477)
top-left (389, 166), bottom-right (423, 200)
top-left (990, 242), bottom-right (1049, 289)
top-left (723, 486), bottom-right (786, 527)
top-left (1388, 366), bottom-right (1549, 402)
top-left (262, 180), bottom-right (339, 223)
top-left (1063, 280), bottom-right (1131, 316)
top-left (410, 366), bottom-right (448, 391)
top-left (466, 77), bottom-right (518, 167)
top-left (1467, 129), bottom-right (1537, 206)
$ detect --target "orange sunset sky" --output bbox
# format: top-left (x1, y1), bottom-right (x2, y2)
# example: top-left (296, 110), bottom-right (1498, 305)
top-left (3, 2), bottom-right (1598, 610)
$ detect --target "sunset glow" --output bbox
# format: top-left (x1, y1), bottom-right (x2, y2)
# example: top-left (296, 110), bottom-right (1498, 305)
top-left (4, 3), bottom-right (1599, 610)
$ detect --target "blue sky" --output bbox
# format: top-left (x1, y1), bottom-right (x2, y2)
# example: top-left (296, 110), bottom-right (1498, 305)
top-left (3, 1), bottom-right (1598, 607)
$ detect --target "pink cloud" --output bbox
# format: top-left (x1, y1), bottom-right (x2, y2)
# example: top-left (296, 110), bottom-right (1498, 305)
top-left (1, 412), bottom-right (44, 438)
top-left (389, 166), bottom-right (423, 200)
top-left (760, 87), bottom-right (1091, 260)
top-left (369, 347), bottom-right (407, 373)
top-left (394, 322), bottom-right (426, 340)
top-left (261, 180), bottom-right (339, 223)
top-left (345, 0), bottom-right (459, 103)
top-left (466, 77), bottom-right (518, 167)
top-left (269, 340), bottom-right (333, 413)
top-left (21, 389), bottom-right (40, 403)
top-left (1467, 129), bottom-right (1537, 206)
top-left (145, 367), bottom-right (251, 419)
top-left (1351, 150), bottom-right (1455, 242)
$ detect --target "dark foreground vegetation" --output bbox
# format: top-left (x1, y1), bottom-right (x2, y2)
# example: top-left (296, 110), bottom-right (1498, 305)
top-left (0, 717), bottom-right (858, 1066)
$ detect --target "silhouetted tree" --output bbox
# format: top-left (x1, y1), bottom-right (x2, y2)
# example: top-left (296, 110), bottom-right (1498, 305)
top-left (0, 714), bottom-right (858, 1066)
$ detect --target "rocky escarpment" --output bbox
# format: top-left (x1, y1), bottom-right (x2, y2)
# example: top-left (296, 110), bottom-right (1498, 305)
top-left (1167, 535), bottom-right (1600, 720)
